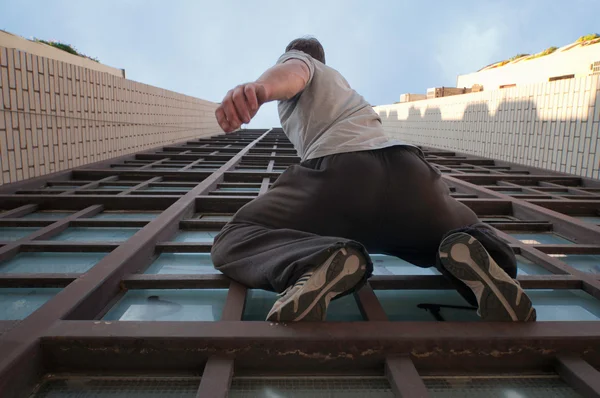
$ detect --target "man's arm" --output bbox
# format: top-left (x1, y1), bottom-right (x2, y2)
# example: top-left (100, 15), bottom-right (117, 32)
top-left (215, 59), bottom-right (310, 133)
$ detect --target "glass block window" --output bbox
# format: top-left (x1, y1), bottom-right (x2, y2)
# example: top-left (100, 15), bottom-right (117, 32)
top-left (0, 288), bottom-right (61, 320)
top-left (50, 228), bottom-right (140, 242)
top-left (197, 214), bottom-right (233, 222)
top-left (21, 211), bottom-right (74, 220)
top-left (243, 290), bottom-right (363, 321)
top-left (549, 254), bottom-right (600, 274)
top-left (172, 231), bottom-right (220, 243)
top-left (193, 163), bottom-right (223, 167)
top-left (192, 167), bottom-right (219, 171)
top-left (44, 185), bottom-right (80, 190)
top-left (0, 252), bottom-right (106, 273)
top-left (230, 377), bottom-right (394, 398)
top-left (0, 227), bottom-right (38, 241)
top-left (145, 253), bottom-right (215, 274)
top-left (528, 289), bottom-right (600, 321)
top-left (216, 187), bottom-right (260, 192)
top-left (103, 289), bottom-right (227, 321)
top-left (510, 233), bottom-right (573, 245)
top-left (142, 186), bottom-right (193, 192)
top-left (425, 375), bottom-right (581, 397)
top-left (98, 185), bottom-right (134, 190)
top-left (574, 216), bottom-right (600, 225)
top-left (32, 376), bottom-right (200, 398)
top-left (371, 255), bottom-right (439, 276)
top-left (479, 216), bottom-right (516, 222)
top-left (92, 211), bottom-right (160, 220)
top-left (375, 290), bottom-right (479, 322)
top-left (516, 255), bottom-right (552, 275)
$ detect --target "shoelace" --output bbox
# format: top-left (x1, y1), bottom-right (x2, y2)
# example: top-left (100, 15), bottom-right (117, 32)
top-left (277, 272), bottom-right (313, 297)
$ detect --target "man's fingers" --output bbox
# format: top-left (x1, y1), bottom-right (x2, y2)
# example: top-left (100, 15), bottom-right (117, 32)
top-left (218, 83), bottom-right (262, 133)
top-left (215, 107), bottom-right (230, 132)
top-left (244, 85), bottom-right (259, 113)
top-left (232, 86), bottom-right (251, 123)
top-left (222, 90), bottom-right (242, 128)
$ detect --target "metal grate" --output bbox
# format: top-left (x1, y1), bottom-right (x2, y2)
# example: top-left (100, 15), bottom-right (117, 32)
top-left (31, 376), bottom-right (200, 397)
top-left (424, 376), bottom-right (582, 397)
top-left (229, 377), bottom-right (394, 397)
top-left (592, 61), bottom-right (600, 74)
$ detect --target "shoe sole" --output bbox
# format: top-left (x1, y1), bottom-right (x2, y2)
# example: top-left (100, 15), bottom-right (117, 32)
top-left (266, 249), bottom-right (366, 322)
top-left (439, 232), bottom-right (536, 322)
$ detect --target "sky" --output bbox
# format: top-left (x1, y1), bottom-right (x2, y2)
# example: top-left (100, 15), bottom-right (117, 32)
top-left (1, 0), bottom-right (599, 129)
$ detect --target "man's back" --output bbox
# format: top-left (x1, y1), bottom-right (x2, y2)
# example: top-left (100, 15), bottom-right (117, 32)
top-left (277, 50), bottom-right (407, 160)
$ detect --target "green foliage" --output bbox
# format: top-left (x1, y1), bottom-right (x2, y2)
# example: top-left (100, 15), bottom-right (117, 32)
top-left (33, 38), bottom-right (99, 62)
top-left (576, 33), bottom-right (600, 43)
top-left (479, 33), bottom-right (599, 70)
top-left (508, 53), bottom-right (529, 62)
top-left (528, 46), bottom-right (557, 60)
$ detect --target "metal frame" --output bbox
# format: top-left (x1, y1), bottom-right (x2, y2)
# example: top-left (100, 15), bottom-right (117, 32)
top-left (0, 128), bottom-right (599, 397)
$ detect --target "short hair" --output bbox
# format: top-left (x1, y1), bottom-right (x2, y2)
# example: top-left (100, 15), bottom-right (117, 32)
top-left (285, 37), bottom-right (325, 64)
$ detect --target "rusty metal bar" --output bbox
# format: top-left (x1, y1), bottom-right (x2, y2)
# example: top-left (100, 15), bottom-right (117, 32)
top-left (556, 354), bottom-right (600, 398)
top-left (118, 176), bottom-right (163, 196)
top-left (40, 320), bottom-right (600, 372)
top-left (0, 204), bottom-right (38, 218)
top-left (385, 357), bottom-right (430, 398)
top-left (0, 130), bottom-right (270, 397)
top-left (60, 176), bottom-right (118, 196)
top-left (354, 283), bottom-right (388, 321)
top-left (0, 205), bottom-right (103, 263)
top-left (196, 357), bottom-right (234, 398)
top-left (221, 281), bottom-right (248, 321)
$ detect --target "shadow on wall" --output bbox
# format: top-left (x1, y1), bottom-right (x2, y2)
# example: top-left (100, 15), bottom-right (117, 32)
top-left (377, 88), bottom-right (599, 179)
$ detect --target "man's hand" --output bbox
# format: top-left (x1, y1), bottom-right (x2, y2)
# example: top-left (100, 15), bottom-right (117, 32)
top-left (215, 83), bottom-right (269, 133)
top-left (215, 59), bottom-right (309, 133)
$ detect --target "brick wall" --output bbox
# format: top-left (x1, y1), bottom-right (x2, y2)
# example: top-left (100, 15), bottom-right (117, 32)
top-left (375, 75), bottom-right (600, 179)
top-left (0, 46), bottom-right (220, 185)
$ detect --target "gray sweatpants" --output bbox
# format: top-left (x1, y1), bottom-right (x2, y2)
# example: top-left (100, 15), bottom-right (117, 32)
top-left (211, 145), bottom-right (489, 294)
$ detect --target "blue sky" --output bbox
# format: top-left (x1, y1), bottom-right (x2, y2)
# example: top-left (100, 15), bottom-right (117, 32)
top-left (2, 0), bottom-right (599, 128)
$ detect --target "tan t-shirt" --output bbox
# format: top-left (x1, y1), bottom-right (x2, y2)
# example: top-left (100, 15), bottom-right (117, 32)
top-left (277, 50), bottom-right (410, 160)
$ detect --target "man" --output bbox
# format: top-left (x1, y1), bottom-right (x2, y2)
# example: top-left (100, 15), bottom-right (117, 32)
top-left (212, 37), bottom-right (536, 323)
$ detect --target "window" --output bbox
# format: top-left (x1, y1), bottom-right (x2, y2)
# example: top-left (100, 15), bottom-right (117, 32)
top-left (0, 252), bottom-right (106, 273)
top-left (0, 288), bottom-right (61, 320)
top-left (424, 375), bottom-right (581, 397)
top-left (50, 227), bottom-right (140, 242)
top-left (103, 289), bottom-right (228, 321)
top-left (145, 253), bottom-right (214, 274)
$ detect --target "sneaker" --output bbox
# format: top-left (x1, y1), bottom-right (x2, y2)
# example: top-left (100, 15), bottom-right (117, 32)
top-left (438, 232), bottom-right (536, 322)
top-left (266, 247), bottom-right (367, 322)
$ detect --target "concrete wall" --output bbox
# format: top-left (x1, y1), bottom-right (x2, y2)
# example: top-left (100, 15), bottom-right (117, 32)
top-left (375, 75), bottom-right (600, 179)
top-left (0, 30), bottom-right (124, 78)
top-left (457, 43), bottom-right (600, 89)
top-left (0, 46), bottom-right (220, 186)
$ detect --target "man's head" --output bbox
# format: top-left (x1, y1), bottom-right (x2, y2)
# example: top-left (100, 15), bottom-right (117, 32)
top-left (286, 37), bottom-right (325, 64)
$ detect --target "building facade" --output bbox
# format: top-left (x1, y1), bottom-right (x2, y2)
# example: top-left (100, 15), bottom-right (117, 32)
top-left (0, 34), bottom-right (599, 398)
top-left (376, 74), bottom-right (600, 180)
top-left (0, 128), bottom-right (598, 397)
top-left (0, 38), bottom-right (220, 186)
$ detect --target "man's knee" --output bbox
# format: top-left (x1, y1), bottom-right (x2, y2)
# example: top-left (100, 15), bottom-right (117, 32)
top-left (209, 222), bottom-right (246, 269)
top-left (210, 229), bottom-right (231, 269)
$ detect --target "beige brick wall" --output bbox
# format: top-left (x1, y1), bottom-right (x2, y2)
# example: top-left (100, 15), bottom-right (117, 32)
top-left (0, 46), bottom-right (220, 185)
top-left (375, 75), bottom-right (600, 179)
